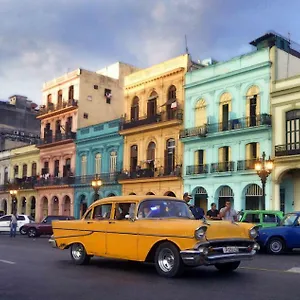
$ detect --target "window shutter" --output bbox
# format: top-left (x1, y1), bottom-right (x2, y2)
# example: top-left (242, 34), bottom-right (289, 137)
top-left (218, 147), bottom-right (223, 163)
top-left (194, 151), bottom-right (199, 165)
top-left (228, 146), bottom-right (231, 161)
top-left (256, 143), bottom-right (260, 158)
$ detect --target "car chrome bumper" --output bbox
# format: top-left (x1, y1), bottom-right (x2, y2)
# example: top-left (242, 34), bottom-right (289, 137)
top-left (49, 236), bottom-right (57, 248)
top-left (180, 242), bottom-right (260, 266)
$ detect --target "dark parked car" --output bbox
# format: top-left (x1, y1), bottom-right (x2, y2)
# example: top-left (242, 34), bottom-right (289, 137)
top-left (256, 212), bottom-right (300, 254)
top-left (21, 215), bottom-right (75, 237)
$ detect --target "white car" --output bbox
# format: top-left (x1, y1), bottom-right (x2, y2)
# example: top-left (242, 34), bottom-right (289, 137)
top-left (0, 214), bottom-right (34, 233)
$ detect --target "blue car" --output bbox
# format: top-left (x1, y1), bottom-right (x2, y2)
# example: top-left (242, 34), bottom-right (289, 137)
top-left (256, 212), bottom-right (300, 254)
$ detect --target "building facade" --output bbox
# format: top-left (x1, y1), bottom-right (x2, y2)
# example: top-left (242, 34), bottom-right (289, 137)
top-left (0, 150), bottom-right (11, 214)
top-left (35, 63), bottom-right (137, 221)
top-left (9, 145), bottom-right (39, 219)
top-left (119, 55), bottom-right (201, 197)
top-left (271, 75), bottom-right (300, 213)
top-left (74, 119), bottom-right (123, 218)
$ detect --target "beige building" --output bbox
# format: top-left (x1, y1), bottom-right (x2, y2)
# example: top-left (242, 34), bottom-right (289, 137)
top-left (0, 150), bottom-right (11, 214)
top-left (271, 74), bottom-right (300, 213)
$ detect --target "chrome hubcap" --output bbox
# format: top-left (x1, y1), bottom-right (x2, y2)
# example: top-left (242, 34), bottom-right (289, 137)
top-left (29, 230), bottom-right (35, 237)
top-left (72, 244), bottom-right (83, 260)
top-left (158, 249), bottom-right (175, 272)
top-left (271, 241), bottom-right (282, 253)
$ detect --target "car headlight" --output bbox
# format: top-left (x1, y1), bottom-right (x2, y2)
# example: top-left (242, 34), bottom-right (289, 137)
top-left (194, 226), bottom-right (207, 240)
top-left (249, 226), bottom-right (258, 239)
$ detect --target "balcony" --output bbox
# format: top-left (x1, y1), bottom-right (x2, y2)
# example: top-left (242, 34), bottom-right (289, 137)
top-left (10, 177), bottom-right (37, 190)
top-left (38, 131), bottom-right (76, 146)
top-left (180, 114), bottom-right (272, 139)
top-left (35, 176), bottom-right (75, 187)
top-left (186, 164), bottom-right (209, 175)
top-left (275, 143), bottom-right (300, 157)
top-left (120, 109), bottom-right (183, 131)
top-left (210, 162), bottom-right (235, 173)
top-left (73, 173), bottom-right (119, 185)
top-left (237, 159), bottom-right (256, 171)
top-left (38, 99), bottom-right (78, 118)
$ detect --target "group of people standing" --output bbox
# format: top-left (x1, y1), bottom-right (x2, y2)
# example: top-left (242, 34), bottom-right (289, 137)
top-left (183, 192), bottom-right (238, 222)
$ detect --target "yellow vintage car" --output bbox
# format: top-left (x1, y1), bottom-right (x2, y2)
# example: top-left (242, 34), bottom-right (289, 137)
top-left (49, 196), bottom-right (260, 278)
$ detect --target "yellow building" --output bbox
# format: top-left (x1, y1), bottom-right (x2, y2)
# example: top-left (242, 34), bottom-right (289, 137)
top-left (119, 54), bottom-right (198, 197)
top-left (9, 145), bottom-right (40, 219)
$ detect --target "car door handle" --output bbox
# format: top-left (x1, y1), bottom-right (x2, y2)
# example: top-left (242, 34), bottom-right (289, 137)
top-left (87, 221), bottom-right (94, 224)
top-left (109, 221), bottom-right (115, 224)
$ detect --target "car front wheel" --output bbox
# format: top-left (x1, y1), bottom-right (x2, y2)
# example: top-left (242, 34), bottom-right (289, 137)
top-left (267, 237), bottom-right (285, 254)
top-left (154, 242), bottom-right (184, 278)
top-left (215, 261), bottom-right (241, 272)
top-left (19, 227), bottom-right (27, 235)
top-left (70, 243), bottom-right (91, 265)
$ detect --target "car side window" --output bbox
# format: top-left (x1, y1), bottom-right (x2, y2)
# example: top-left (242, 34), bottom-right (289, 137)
top-left (114, 203), bottom-right (136, 220)
top-left (262, 214), bottom-right (277, 223)
top-left (93, 204), bottom-right (112, 220)
top-left (17, 216), bottom-right (25, 221)
top-left (0, 216), bottom-right (11, 222)
top-left (84, 210), bottom-right (92, 220)
top-left (244, 213), bottom-right (259, 223)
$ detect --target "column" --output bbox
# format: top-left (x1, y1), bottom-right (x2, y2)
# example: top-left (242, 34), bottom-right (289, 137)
top-left (7, 198), bottom-right (12, 214)
top-left (273, 182), bottom-right (280, 210)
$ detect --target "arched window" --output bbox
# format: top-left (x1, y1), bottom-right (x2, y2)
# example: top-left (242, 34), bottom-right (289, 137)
top-left (165, 139), bottom-right (175, 175)
top-left (131, 97), bottom-right (139, 121)
top-left (31, 162), bottom-right (37, 177)
top-left (246, 85), bottom-right (260, 126)
top-left (47, 94), bottom-right (52, 104)
top-left (167, 86), bottom-right (177, 120)
top-left (195, 99), bottom-right (207, 127)
top-left (68, 85), bottom-right (74, 100)
top-left (95, 153), bottom-right (101, 175)
top-left (147, 91), bottom-right (157, 118)
top-left (81, 155), bottom-right (87, 176)
top-left (168, 85), bottom-right (176, 100)
top-left (130, 145), bottom-right (138, 171)
top-left (22, 164), bottom-right (28, 178)
top-left (57, 90), bottom-right (63, 108)
top-left (219, 92), bottom-right (232, 131)
top-left (14, 165), bottom-right (19, 178)
top-left (110, 151), bottom-right (117, 173)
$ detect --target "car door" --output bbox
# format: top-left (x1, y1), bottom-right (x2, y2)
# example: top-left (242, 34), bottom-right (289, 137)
top-left (261, 213), bottom-right (279, 228)
top-left (289, 216), bottom-right (300, 248)
top-left (106, 202), bottom-right (138, 260)
top-left (81, 203), bottom-right (112, 256)
top-left (0, 215), bottom-right (11, 232)
top-left (16, 215), bottom-right (27, 230)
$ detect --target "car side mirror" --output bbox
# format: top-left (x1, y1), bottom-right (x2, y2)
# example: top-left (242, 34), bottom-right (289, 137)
top-left (43, 219), bottom-right (47, 223)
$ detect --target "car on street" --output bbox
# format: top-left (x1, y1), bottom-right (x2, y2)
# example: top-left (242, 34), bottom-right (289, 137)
top-left (49, 195), bottom-right (260, 278)
top-left (256, 212), bottom-right (300, 254)
top-left (0, 214), bottom-right (34, 233)
top-left (238, 210), bottom-right (284, 228)
top-left (21, 215), bottom-right (75, 237)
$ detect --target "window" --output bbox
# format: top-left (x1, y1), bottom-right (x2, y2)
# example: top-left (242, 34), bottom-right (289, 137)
top-left (17, 216), bottom-right (25, 221)
top-left (114, 203), bottom-right (136, 220)
top-left (84, 209), bottom-right (92, 220)
top-left (83, 113), bottom-right (89, 119)
top-left (31, 163), bottom-right (37, 177)
top-left (245, 142), bottom-right (259, 169)
top-left (147, 142), bottom-right (156, 161)
top-left (244, 213), bottom-right (260, 223)
top-left (94, 85), bottom-right (98, 89)
top-left (4, 167), bottom-right (8, 183)
top-left (130, 145), bottom-right (138, 171)
top-left (195, 99), bottom-right (207, 127)
top-left (130, 97), bottom-right (139, 121)
top-left (54, 160), bottom-right (59, 177)
top-left (110, 151), bottom-right (117, 173)
top-left (95, 153), bottom-right (101, 175)
top-left (47, 94), bottom-right (52, 104)
top-left (22, 164), bottom-right (27, 177)
top-left (68, 85), bottom-right (74, 100)
top-left (93, 204), bottom-right (112, 220)
top-left (81, 156), bottom-right (87, 176)
top-left (168, 85), bottom-right (176, 100)
top-left (0, 215), bottom-right (12, 222)
top-left (165, 139), bottom-right (175, 175)
top-left (262, 214), bottom-right (279, 223)
top-left (194, 150), bottom-right (206, 174)
top-left (14, 165), bottom-right (19, 177)
top-left (57, 90), bottom-right (63, 108)
top-left (105, 89), bottom-right (112, 104)
top-left (219, 92), bottom-right (232, 131)
top-left (147, 91), bottom-right (157, 117)
top-left (218, 146), bottom-right (231, 172)
top-left (246, 86), bottom-right (260, 126)
top-left (286, 110), bottom-right (300, 152)
top-left (167, 85), bottom-right (177, 120)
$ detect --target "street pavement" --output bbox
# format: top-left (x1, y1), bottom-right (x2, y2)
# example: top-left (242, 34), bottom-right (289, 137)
top-left (0, 234), bottom-right (298, 300)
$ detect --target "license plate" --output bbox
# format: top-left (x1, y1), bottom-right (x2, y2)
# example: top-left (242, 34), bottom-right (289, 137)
top-left (223, 246), bottom-right (239, 253)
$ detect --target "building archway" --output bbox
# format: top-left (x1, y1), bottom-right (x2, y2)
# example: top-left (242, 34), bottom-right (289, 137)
top-left (63, 196), bottom-right (71, 216)
top-left (164, 191), bottom-right (176, 197)
top-left (78, 194), bottom-right (88, 218)
top-left (21, 197), bottom-right (26, 215)
top-left (193, 186), bottom-right (208, 212)
top-left (216, 185), bottom-right (234, 209)
top-left (52, 196), bottom-right (59, 215)
top-left (244, 184), bottom-right (262, 210)
top-left (41, 197), bottom-right (48, 218)
top-left (29, 196), bottom-right (36, 219)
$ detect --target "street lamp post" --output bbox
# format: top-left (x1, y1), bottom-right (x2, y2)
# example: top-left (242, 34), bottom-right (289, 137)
top-left (254, 152), bottom-right (274, 210)
top-left (91, 177), bottom-right (102, 202)
top-left (10, 190), bottom-right (18, 214)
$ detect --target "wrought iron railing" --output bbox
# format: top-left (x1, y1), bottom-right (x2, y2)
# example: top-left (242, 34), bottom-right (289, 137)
top-left (73, 173), bottom-right (119, 185)
top-left (237, 159), bottom-right (257, 171)
top-left (186, 164), bottom-right (209, 175)
top-left (38, 131), bottom-right (76, 145)
top-left (275, 143), bottom-right (300, 156)
top-left (210, 162), bottom-right (235, 173)
top-left (38, 99), bottom-right (78, 115)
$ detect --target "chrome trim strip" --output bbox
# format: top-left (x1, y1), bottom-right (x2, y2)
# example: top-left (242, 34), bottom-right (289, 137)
top-left (194, 238), bottom-right (254, 249)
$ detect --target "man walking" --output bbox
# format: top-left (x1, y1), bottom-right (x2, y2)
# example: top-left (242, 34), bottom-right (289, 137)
top-left (219, 201), bottom-right (237, 222)
top-left (183, 192), bottom-right (204, 220)
top-left (10, 212), bottom-right (17, 238)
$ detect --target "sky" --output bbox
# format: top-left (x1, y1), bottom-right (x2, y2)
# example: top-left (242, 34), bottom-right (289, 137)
top-left (0, 0), bottom-right (299, 104)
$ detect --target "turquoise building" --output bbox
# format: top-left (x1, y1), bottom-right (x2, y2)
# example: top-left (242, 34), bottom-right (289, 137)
top-left (73, 119), bottom-right (123, 218)
top-left (181, 45), bottom-right (273, 213)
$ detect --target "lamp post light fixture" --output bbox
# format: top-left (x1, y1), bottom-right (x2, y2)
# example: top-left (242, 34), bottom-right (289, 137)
top-left (10, 190), bottom-right (18, 213)
top-left (254, 152), bottom-right (274, 210)
top-left (91, 178), bottom-right (102, 202)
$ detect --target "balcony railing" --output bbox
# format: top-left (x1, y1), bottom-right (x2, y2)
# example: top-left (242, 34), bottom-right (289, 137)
top-left (210, 162), bottom-right (235, 173)
top-left (118, 165), bottom-right (182, 180)
top-left (10, 177), bottom-right (37, 190)
top-left (35, 176), bottom-right (75, 187)
top-left (120, 109), bottom-right (183, 130)
top-left (186, 164), bottom-right (209, 175)
top-left (38, 99), bottom-right (78, 116)
top-left (180, 114), bottom-right (271, 138)
top-left (275, 143), bottom-right (300, 156)
top-left (73, 173), bottom-right (119, 185)
top-left (38, 131), bottom-right (76, 145)
top-left (237, 159), bottom-right (256, 171)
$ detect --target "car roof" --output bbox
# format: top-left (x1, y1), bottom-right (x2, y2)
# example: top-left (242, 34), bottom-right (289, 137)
top-left (91, 195), bottom-right (183, 207)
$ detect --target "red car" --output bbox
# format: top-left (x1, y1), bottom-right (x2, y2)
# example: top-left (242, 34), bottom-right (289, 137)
top-left (20, 215), bottom-right (75, 237)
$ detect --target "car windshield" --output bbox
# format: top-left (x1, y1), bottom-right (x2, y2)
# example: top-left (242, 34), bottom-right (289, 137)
top-left (281, 214), bottom-right (298, 226)
top-left (137, 199), bottom-right (194, 219)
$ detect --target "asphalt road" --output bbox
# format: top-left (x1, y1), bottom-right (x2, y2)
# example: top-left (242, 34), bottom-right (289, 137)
top-left (0, 235), bottom-right (299, 300)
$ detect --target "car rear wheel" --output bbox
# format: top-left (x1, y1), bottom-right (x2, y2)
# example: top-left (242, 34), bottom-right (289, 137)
top-left (70, 243), bottom-right (91, 265)
top-left (27, 228), bottom-right (38, 238)
top-left (154, 242), bottom-right (184, 278)
top-left (19, 227), bottom-right (27, 235)
top-left (215, 261), bottom-right (241, 272)
top-left (267, 237), bottom-right (285, 254)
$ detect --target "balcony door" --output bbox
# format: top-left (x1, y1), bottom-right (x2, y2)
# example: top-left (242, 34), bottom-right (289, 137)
top-left (286, 110), bottom-right (300, 153)
top-left (130, 145), bottom-right (138, 172)
top-left (147, 92), bottom-right (157, 118)
top-left (147, 142), bottom-right (155, 175)
top-left (130, 97), bottom-right (139, 121)
top-left (165, 139), bottom-right (175, 175)
top-left (219, 92), bottom-right (231, 131)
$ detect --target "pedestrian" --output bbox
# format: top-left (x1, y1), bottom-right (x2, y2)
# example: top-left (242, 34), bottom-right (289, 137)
top-left (10, 212), bottom-right (17, 238)
top-left (206, 203), bottom-right (221, 220)
top-left (183, 192), bottom-right (205, 220)
top-left (219, 201), bottom-right (237, 222)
